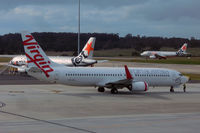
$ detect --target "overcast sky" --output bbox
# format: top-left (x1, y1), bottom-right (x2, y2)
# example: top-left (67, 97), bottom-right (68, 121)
top-left (0, 0), bottom-right (200, 38)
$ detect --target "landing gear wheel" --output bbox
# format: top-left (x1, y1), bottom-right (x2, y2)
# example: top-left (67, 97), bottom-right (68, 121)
top-left (111, 88), bottom-right (118, 94)
top-left (98, 87), bottom-right (105, 92)
top-left (170, 86), bottom-right (174, 92)
top-left (127, 85), bottom-right (132, 91)
top-left (183, 84), bottom-right (186, 92)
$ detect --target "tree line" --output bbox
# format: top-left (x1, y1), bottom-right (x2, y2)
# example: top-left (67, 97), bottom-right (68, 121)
top-left (0, 32), bottom-right (199, 55)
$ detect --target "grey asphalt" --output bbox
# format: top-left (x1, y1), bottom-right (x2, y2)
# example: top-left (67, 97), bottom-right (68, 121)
top-left (0, 84), bottom-right (199, 133)
top-left (0, 59), bottom-right (199, 133)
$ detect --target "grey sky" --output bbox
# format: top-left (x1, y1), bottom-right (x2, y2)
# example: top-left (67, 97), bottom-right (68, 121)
top-left (0, 0), bottom-right (200, 38)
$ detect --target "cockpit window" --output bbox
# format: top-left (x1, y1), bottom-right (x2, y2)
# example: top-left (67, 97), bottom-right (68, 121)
top-left (179, 73), bottom-right (183, 76)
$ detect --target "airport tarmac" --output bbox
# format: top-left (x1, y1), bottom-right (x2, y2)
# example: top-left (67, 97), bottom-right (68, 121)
top-left (0, 59), bottom-right (200, 132)
top-left (0, 83), bottom-right (200, 133)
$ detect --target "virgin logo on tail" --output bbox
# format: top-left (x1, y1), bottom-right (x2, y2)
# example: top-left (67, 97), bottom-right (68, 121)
top-left (23, 35), bottom-right (54, 78)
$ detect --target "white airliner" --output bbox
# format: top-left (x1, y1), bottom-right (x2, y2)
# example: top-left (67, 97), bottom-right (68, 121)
top-left (21, 31), bottom-right (188, 93)
top-left (9, 32), bottom-right (106, 73)
top-left (140, 43), bottom-right (188, 59)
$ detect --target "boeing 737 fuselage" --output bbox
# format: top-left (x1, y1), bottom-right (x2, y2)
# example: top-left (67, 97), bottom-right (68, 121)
top-left (141, 43), bottom-right (188, 59)
top-left (21, 31), bottom-right (189, 93)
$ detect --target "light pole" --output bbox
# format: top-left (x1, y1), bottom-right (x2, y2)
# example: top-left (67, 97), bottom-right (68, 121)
top-left (78, 0), bottom-right (80, 55)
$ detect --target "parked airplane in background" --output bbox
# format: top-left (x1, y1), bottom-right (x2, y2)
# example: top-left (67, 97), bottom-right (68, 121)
top-left (140, 43), bottom-right (188, 59)
top-left (21, 31), bottom-right (188, 93)
top-left (9, 32), bottom-right (106, 73)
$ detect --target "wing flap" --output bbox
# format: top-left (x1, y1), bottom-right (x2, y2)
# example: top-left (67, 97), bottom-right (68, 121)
top-left (154, 53), bottom-right (166, 59)
top-left (104, 65), bottom-right (133, 88)
top-left (105, 79), bottom-right (132, 88)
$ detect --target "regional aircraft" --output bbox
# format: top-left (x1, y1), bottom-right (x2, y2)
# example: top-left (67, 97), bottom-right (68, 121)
top-left (21, 31), bottom-right (188, 93)
top-left (140, 43), bottom-right (188, 59)
top-left (9, 32), bottom-right (106, 73)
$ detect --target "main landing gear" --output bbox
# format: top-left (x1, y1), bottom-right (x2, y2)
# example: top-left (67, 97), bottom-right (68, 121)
top-left (97, 87), bottom-right (118, 94)
top-left (170, 86), bottom-right (174, 92)
top-left (111, 88), bottom-right (118, 94)
top-left (98, 87), bottom-right (105, 92)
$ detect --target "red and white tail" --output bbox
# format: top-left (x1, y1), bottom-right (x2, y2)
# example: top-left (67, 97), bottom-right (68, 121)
top-left (81, 37), bottom-right (96, 59)
top-left (21, 31), bottom-right (55, 78)
top-left (180, 43), bottom-right (187, 53)
top-left (177, 43), bottom-right (187, 55)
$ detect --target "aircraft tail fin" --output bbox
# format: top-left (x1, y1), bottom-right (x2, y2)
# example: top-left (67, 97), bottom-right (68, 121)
top-left (21, 31), bottom-right (58, 78)
top-left (81, 37), bottom-right (96, 59)
top-left (71, 37), bottom-right (96, 66)
top-left (177, 43), bottom-right (187, 55)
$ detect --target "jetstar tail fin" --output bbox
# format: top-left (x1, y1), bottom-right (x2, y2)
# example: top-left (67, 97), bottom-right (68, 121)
top-left (177, 43), bottom-right (187, 55)
top-left (80, 37), bottom-right (96, 59)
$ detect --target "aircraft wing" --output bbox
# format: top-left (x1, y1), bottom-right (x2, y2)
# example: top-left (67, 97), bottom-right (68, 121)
top-left (105, 79), bottom-right (132, 88)
top-left (8, 64), bottom-right (27, 72)
top-left (183, 52), bottom-right (192, 57)
top-left (153, 53), bottom-right (167, 59)
top-left (8, 64), bottom-right (19, 68)
top-left (104, 65), bottom-right (133, 88)
top-left (97, 60), bottom-right (108, 63)
top-left (0, 55), bottom-right (18, 58)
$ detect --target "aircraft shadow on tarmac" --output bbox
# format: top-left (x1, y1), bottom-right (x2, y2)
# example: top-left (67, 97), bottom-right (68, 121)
top-left (58, 91), bottom-right (175, 100)
top-left (58, 90), bottom-right (200, 100)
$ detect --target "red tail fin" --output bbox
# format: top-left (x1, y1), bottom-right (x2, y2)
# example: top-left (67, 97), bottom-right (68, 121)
top-left (124, 65), bottom-right (133, 79)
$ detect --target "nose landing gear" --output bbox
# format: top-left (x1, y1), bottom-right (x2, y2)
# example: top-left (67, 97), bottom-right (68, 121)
top-left (170, 86), bottom-right (174, 92)
top-left (183, 84), bottom-right (186, 92)
top-left (98, 87), bottom-right (105, 92)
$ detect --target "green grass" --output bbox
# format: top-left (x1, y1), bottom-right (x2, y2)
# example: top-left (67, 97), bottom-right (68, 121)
top-left (183, 73), bottom-right (200, 81)
top-left (45, 47), bottom-right (200, 57)
top-left (0, 57), bottom-right (12, 62)
top-left (93, 48), bottom-right (200, 57)
top-left (100, 57), bottom-right (200, 65)
top-left (94, 49), bottom-right (137, 57)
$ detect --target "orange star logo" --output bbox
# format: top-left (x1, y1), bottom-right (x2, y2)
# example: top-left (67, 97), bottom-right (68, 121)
top-left (182, 45), bottom-right (186, 51)
top-left (84, 41), bottom-right (94, 55)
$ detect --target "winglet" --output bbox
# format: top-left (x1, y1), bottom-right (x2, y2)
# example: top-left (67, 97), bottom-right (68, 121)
top-left (124, 65), bottom-right (133, 79)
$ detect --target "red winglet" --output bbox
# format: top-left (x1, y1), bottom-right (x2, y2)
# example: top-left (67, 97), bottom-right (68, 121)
top-left (124, 65), bottom-right (133, 79)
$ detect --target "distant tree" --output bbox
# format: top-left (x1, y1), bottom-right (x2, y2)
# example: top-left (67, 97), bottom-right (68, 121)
top-left (0, 32), bottom-right (199, 55)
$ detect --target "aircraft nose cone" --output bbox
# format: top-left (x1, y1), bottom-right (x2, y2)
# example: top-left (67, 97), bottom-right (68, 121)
top-left (140, 53), bottom-right (144, 56)
top-left (9, 61), bottom-right (12, 65)
top-left (181, 76), bottom-right (189, 84)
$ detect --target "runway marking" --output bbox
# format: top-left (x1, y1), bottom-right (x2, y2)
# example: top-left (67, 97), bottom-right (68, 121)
top-left (51, 90), bottom-right (62, 93)
top-left (0, 106), bottom-right (95, 133)
top-left (9, 91), bottom-right (25, 93)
